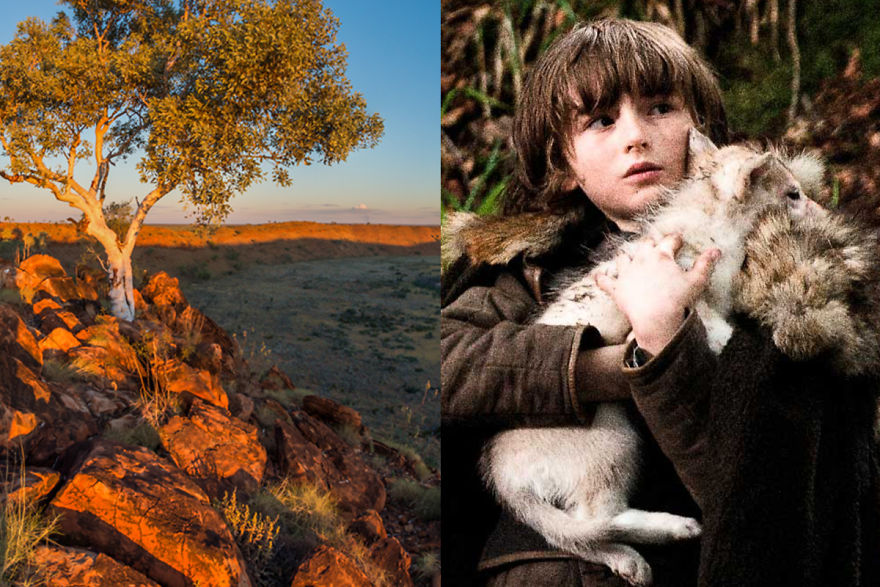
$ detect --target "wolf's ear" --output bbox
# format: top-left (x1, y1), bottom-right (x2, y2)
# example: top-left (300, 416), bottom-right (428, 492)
top-left (718, 152), bottom-right (774, 201)
top-left (686, 128), bottom-right (719, 175)
top-left (785, 151), bottom-right (826, 200)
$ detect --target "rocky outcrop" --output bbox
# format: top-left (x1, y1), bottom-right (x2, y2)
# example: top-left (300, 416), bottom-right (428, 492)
top-left (160, 399), bottom-right (267, 499)
top-left (50, 440), bottom-right (251, 587)
top-left (34, 544), bottom-right (161, 587)
top-left (1, 253), bottom-right (426, 587)
top-left (302, 394), bottom-right (368, 440)
top-left (289, 545), bottom-right (372, 587)
top-left (369, 536), bottom-right (414, 587)
top-left (1, 347), bottom-right (97, 464)
top-left (1, 467), bottom-right (60, 506)
top-left (276, 410), bottom-right (386, 518)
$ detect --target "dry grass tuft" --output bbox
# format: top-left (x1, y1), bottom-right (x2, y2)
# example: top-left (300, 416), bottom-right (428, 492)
top-left (253, 479), bottom-right (391, 586)
top-left (1, 464), bottom-right (60, 586)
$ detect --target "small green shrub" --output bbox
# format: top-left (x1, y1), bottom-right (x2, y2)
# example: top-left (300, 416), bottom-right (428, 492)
top-left (387, 479), bottom-right (440, 522)
top-left (103, 421), bottom-right (161, 451)
top-left (216, 490), bottom-right (279, 584)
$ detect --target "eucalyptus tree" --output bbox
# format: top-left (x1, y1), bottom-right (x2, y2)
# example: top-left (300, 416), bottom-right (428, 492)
top-left (0, 0), bottom-right (383, 320)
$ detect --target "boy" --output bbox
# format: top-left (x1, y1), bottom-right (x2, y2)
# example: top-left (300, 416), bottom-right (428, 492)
top-left (442, 18), bottom-right (726, 586)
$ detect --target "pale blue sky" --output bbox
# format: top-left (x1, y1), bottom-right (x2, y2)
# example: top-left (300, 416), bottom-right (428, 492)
top-left (0, 1), bottom-right (438, 225)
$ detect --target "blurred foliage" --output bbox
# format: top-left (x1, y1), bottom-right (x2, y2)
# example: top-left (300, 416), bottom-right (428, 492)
top-left (442, 0), bottom-right (880, 216)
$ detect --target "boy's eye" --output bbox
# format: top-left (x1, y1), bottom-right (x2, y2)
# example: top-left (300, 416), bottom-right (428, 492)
top-left (650, 102), bottom-right (674, 115)
top-left (586, 115), bottom-right (614, 130)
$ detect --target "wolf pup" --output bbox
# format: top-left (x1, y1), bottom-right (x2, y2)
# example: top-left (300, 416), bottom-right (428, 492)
top-left (480, 129), bottom-right (826, 586)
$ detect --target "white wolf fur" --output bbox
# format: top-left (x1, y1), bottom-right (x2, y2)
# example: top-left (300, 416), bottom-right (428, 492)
top-left (481, 129), bottom-right (825, 586)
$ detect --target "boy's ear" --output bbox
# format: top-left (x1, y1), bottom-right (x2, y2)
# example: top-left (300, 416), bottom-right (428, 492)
top-left (686, 128), bottom-right (718, 175)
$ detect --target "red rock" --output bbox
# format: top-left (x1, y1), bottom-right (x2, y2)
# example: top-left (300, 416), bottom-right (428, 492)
top-left (369, 536), bottom-right (413, 587)
top-left (275, 410), bottom-right (385, 517)
top-left (2, 467), bottom-right (60, 506)
top-left (80, 385), bottom-right (128, 418)
top-left (141, 271), bottom-right (188, 310)
top-left (0, 358), bottom-right (97, 464)
top-left (33, 297), bottom-right (63, 315)
top-left (39, 327), bottom-right (82, 354)
top-left (36, 276), bottom-right (99, 303)
top-left (0, 303), bottom-right (42, 371)
top-left (15, 255), bottom-right (66, 301)
top-left (50, 440), bottom-right (251, 587)
top-left (69, 318), bottom-right (141, 388)
top-left (159, 358), bottom-right (229, 409)
top-left (289, 545), bottom-right (372, 587)
top-left (260, 365), bottom-right (296, 391)
top-left (159, 400), bottom-right (267, 499)
top-left (348, 509), bottom-right (387, 545)
top-left (34, 544), bottom-right (161, 587)
top-left (302, 394), bottom-right (364, 434)
top-left (37, 308), bottom-right (83, 336)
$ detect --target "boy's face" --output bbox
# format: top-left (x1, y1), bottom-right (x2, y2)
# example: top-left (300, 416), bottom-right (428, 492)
top-left (564, 93), bottom-right (694, 231)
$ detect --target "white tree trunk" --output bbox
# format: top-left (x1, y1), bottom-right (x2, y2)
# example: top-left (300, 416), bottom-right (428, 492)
top-left (106, 248), bottom-right (136, 322)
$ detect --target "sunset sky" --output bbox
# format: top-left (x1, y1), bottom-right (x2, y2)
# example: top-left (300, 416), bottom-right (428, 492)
top-left (0, 1), bottom-right (437, 225)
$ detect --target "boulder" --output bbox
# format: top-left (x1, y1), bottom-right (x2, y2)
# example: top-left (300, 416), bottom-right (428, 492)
top-left (34, 544), bottom-right (161, 587)
top-left (275, 410), bottom-right (385, 517)
top-left (369, 536), bottom-right (414, 587)
top-left (14, 255), bottom-right (66, 301)
top-left (39, 327), bottom-right (82, 354)
top-left (159, 399), bottom-right (267, 499)
top-left (159, 358), bottom-right (229, 410)
top-left (0, 303), bottom-right (42, 371)
top-left (302, 395), bottom-right (366, 436)
top-left (36, 276), bottom-right (99, 303)
top-left (37, 308), bottom-right (83, 335)
top-left (260, 365), bottom-right (296, 391)
top-left (289, 545), bottom-right (372, 587)
top-left (1, 467), bottom-right (60, 506)
top-left (50, 440), bottom-right (251, 587)
top-left (348, 509), bottom-right (387, 545)
top-left (0, 356), bottom-right (96, 464)
top-left (33, 297), bottom-right (63, 315)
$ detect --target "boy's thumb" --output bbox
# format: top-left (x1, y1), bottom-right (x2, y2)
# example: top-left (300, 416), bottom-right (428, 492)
top-left (690, 248), bottom-right (721, 285)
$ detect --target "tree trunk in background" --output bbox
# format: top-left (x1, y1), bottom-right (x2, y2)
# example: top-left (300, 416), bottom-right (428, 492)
top-left (769, 0), bottom-right (781, 61)
top-left (787, 0), bottom-right (801, 122)
top-left (747, 0), bottom-right (760, 45)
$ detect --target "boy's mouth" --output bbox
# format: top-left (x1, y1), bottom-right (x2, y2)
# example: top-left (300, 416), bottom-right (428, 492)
top-left (623, 162), bottom-right (663, 179)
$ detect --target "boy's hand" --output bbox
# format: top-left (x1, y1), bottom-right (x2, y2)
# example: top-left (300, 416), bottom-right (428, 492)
top-left (595, 234), bottom-right (720, 355)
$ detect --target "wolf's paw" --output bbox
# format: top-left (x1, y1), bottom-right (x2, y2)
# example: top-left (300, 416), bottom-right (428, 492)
top-left (610, 556), bottom-right (653, 587)
top-left (670, 516), bottom-right (702, 540)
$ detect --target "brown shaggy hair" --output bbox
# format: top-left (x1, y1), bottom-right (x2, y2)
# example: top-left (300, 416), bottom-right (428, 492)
top-left (504, 18), bottom-right (729, 216)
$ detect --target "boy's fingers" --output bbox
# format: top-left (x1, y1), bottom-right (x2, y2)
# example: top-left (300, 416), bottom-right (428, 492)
top-left (689, 248), bottom-right (721, 286)
top-left (595, 272), bottom-right (616, 295)
top-left (657, 233), bottom-right (683, 257)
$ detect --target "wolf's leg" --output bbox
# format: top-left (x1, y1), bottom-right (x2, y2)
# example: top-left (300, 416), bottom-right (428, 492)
top-left (571, 542), bottom-right (652, 587)
top-left (608, 508), bottom-right (701, 544)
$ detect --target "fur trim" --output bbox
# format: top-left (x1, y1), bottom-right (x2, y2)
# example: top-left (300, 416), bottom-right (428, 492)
top-left (441, 208), bottom-right (585, 272)
top-left (734, 209), bottom-right (880, 376)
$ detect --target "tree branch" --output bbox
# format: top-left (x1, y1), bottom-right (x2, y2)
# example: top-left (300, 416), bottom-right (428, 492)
top-left (122, 187), bottom-right (167, 255)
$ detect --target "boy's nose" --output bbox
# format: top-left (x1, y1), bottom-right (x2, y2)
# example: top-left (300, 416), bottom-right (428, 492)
top-left (618, 108), bottom-right (649, 152)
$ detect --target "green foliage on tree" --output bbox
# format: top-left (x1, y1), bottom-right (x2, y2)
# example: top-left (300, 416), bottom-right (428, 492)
top-left (0, 0), bottom-right (383, 319)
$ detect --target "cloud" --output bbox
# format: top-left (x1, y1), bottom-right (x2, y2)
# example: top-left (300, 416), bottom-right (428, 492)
top-left (354, 203), bottom-right (368, 210)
